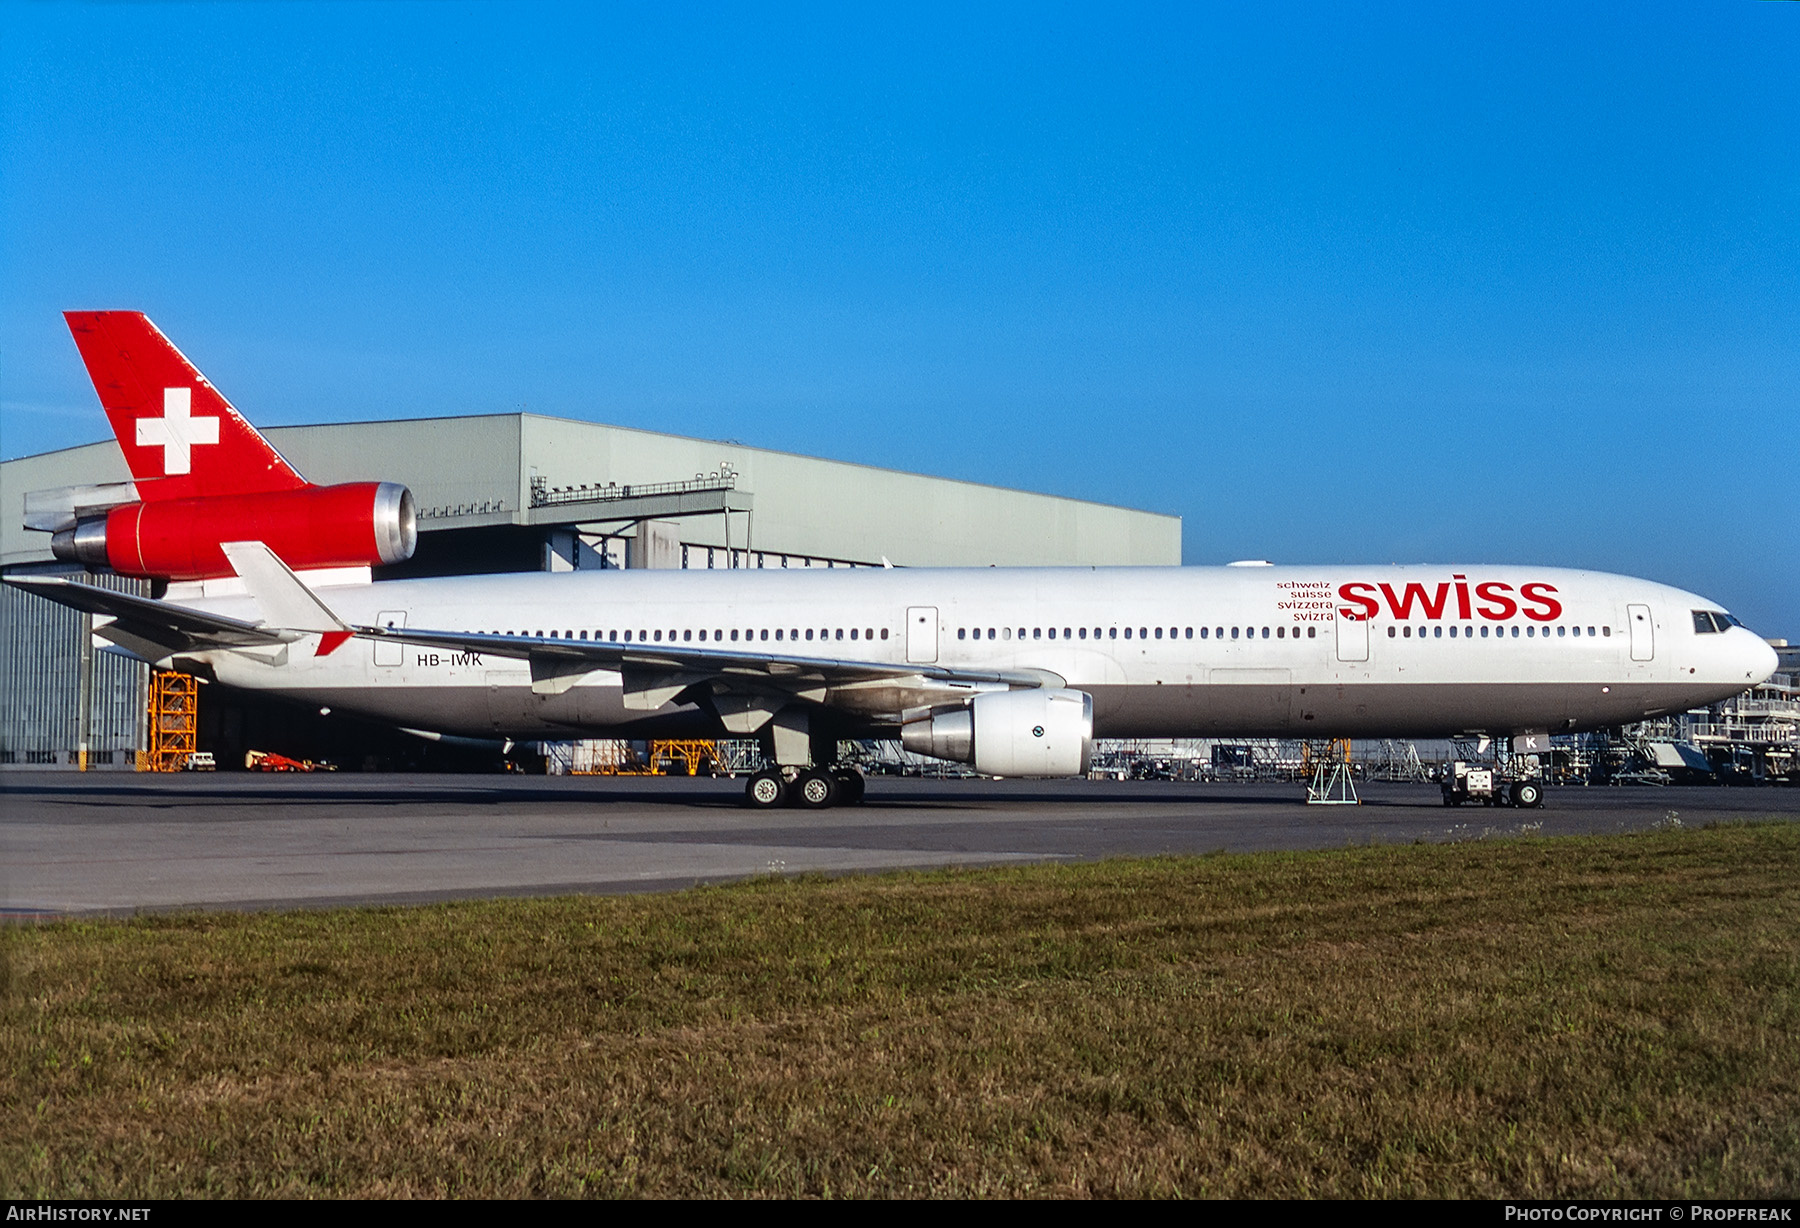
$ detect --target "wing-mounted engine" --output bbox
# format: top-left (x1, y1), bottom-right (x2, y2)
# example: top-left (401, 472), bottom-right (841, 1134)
top-left (47, 481), bottom-right (416, 580)
top-left (902, 688), bottom-right (1094, 777)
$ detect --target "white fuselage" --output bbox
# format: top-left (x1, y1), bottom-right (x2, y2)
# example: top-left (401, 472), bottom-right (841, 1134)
top-left (168, 563), bottom-right (1778, 744)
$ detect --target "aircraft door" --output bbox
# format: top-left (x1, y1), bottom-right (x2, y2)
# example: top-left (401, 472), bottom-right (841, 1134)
top-left (906, 606), bottom-right (939, 664)
top-left (374, 610), bottom-right (407, 666)
top-left (1627, 603), bottom-right (1654, 662)
top-left (1335, 609), bottom-right (1369, 662)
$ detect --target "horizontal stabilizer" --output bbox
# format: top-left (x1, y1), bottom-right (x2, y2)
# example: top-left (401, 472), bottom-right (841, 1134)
top-left (2, 574), bottom-right (292, 662)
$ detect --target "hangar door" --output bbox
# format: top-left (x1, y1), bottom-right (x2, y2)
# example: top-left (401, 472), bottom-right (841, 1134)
top-left (906, 607), bottom-right (938, 664)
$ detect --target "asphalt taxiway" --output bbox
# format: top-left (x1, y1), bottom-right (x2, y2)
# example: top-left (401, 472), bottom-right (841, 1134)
top-left (4, 773), bottom-right (1796, 916)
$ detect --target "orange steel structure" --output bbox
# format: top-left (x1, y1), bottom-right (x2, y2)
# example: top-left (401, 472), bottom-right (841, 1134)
top-left (141, 670), bottom-right (198, 772)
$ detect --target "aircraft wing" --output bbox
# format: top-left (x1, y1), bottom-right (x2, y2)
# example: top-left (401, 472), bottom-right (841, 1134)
top-left (359, 621), bottom-right (1058, 701)
top-left (213, 541), bottom-right (1060, 705)
top-left (3, 574), bottom-right (295, 662)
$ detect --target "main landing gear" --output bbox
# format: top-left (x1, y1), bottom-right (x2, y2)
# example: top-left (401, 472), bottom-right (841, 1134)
top-left (744, 766), bottom-right (867, 809)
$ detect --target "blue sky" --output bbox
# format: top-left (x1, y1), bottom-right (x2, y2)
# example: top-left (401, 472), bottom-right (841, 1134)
top-left (3, 3), bottom-right (1795, 631)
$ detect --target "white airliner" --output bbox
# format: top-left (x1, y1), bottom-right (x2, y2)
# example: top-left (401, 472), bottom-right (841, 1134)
top-left (10, 313), bottom-right (1779, 807)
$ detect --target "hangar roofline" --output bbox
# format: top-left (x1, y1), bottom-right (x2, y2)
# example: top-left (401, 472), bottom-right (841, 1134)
top-left (3, 410), bottom-right (1178, 523)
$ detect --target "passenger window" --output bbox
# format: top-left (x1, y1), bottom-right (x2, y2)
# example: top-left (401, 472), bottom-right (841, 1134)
top-left (1124, 627), bottom-right (1133, 639)
top-left (1003, 628), bottom-right (1012, 640)
top-left (1185, 627), bottom-right (1193, 639)
top-left (1231, 627), bottom-right (1240, 640)
top-left (836, 629), bottom-right (844, 640)
top-left (774, 629), bottom-right (782, 641)
top-left (1261, 627), bottom-right (1270, 639)
top-left (806, 629), bottom-right (814, 641)
top-left (1079, 627), bottom-right (1088, 639)
top-left (1200, 627), bottom-right (1208, 639)
top-left (1140, 628), bottom-right (1147, 639)
top-left (1108, 628), bottom-right (1117, 639)
top-left (1154, 627), bottom-right (1163, 639)
top-left (730, 630), bottom-right (738, 641)
top-left (1557, 626), bottom-right (1566, 637)
top-left (1307, 626), bottom-right (1316, 638)
top-left (1511, 626), bottom-right (1520, 638)
top-left (1603, 627), bottom-right (1611, 637)
top-left (958, 628), bottom-right (967, 640)
top-left (684, 629), bottom-right (693, 641)
top-left (1389, 627), bottom-right (1397, 638)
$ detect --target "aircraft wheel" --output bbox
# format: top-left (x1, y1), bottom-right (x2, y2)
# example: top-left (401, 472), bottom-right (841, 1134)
top-left (1514, 781), bottom-right (1543, 809)
top-left (793, 768), bottom-right (840, 809)
top-left (746, 769), bottom-right (788, 809)
top-left (834, 769), bottom-right (866, 805)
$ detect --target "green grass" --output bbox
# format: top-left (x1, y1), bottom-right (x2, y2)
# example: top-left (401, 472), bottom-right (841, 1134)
top-left (4, 823), bottom-right (1799, 1197)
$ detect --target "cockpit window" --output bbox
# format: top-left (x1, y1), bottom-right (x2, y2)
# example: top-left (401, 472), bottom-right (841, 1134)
top-left (1693, 611), bottom-right (1717, 634)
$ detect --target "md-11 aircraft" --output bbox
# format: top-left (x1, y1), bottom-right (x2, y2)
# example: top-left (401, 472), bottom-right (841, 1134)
top-left (10, 312), bottom-right (1778, 807)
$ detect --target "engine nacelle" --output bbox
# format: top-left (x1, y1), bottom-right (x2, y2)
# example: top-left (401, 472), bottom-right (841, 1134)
top-left (902, 688), bottom-right (1094, 778)
top-left (50, 482), bottom-right (416, 581)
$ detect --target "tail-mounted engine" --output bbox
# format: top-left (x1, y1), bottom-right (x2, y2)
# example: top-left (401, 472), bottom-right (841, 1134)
top-left (48, 481), bottom-right (416, 580)
top-left (902, 688), bottom-right (1094, 778)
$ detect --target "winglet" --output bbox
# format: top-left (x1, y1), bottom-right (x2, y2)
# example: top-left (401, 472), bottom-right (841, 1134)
top-left (220, 541), bottom-right (352, 651)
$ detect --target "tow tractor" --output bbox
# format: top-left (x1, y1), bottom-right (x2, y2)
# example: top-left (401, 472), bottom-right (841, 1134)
top-left (1441, 762), bottom-right (1542, 808)
top-left (1441, 732), bottom-right (1550, 808)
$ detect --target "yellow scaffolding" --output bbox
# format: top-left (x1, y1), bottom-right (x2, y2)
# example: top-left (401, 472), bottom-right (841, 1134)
top-left (571, 739), bottom-right (719, 776)
top-left (141, 670), bottom-right (198, 772)
top-left (650, 740), bottom-right (717, 776)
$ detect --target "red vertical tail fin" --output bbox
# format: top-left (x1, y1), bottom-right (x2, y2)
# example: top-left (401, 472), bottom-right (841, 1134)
top-left (63, 312), bottom-right (308, 500)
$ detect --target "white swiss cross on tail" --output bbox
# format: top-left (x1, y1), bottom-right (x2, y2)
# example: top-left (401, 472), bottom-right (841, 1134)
top-left (136, 387), bottom-right (220, 476)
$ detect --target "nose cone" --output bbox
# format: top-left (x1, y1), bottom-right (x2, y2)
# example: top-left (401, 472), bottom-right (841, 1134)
top-left (1740, 633), bottom-right (1779, 687)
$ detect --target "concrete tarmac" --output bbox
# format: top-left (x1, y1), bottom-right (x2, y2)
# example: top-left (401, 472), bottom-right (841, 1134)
top-left (4, 772), bottom-right (1796, 916)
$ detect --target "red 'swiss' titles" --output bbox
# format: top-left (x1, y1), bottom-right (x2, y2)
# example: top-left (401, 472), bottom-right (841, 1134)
top-left (1336, 574), bottom-right (1563, 623)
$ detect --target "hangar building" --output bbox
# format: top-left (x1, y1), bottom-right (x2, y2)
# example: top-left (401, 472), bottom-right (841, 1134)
top-left (1, 412), bottom-right (1181, 769)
